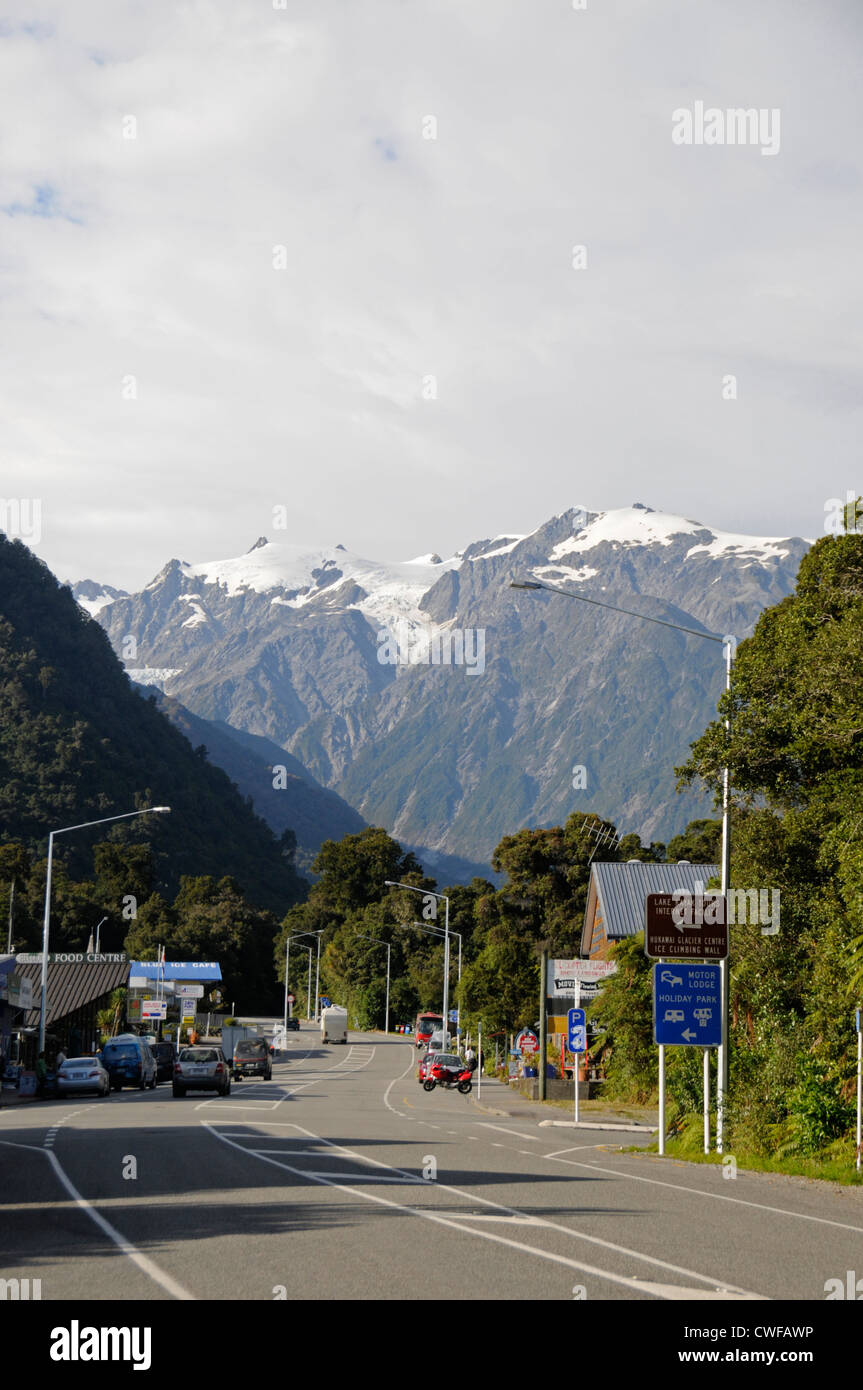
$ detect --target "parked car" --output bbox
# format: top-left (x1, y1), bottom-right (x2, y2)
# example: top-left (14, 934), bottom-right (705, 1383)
top-left (100, 1035), bottom-right (157, 1091)
top-left (417, 1051), bottom-right (442, 1084)
top-left (284, 1017), bottom-right (300, 1031)
top-left (231, 1037), bottom-right (272, 1081)
top-left (150, 1041), bottom-right (178, 1084)
top-left (173, 1046), bottom-right (231, 1097)
top-left (57, 1056), bottom-right (110, 1098)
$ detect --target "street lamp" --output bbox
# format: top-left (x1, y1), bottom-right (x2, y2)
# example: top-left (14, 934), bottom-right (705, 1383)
top-left (385, 882), bottom-right (451, 1045)
top-left (414, 921), bottom-right (463, 1050)
top-left (353, 931), bottom-right (391, 1036)
top-left (289, 930), bottom-right (324, 1020)
top-left (511, 576), bottom-right (736, 1151)
top-left (39, 806), bottom-right (171, 1051)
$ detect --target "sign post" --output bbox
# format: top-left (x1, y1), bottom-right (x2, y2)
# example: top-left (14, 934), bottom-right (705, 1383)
top-left (850, 1000), bottom-right (856, 1173)
top-left (644, 894), bottom-right (729, 962)
top-left (567, 1007), bottom-right (586, 1124)
top-left (477, 1018), bottom-right (482, 1101)
top-left (652, 963), bottom-right (723, 1154)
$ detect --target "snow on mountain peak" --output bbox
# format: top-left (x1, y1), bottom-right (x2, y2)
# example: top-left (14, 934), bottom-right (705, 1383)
top-left (548, 506), bottom-right (795, 565)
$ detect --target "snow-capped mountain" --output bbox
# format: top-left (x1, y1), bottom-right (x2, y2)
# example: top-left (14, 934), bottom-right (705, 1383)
top-left (72, 578), bottom-right (129, 618)
top-left (76, 505), bottom-right (810, 868)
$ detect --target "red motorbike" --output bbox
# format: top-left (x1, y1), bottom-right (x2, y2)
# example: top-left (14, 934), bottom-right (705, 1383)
top-left (423, 1057), bottom-right (472, 1094)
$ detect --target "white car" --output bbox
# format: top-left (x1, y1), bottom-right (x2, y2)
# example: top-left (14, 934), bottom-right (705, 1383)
top-left (57, 1056), bottom-right (110, 1097)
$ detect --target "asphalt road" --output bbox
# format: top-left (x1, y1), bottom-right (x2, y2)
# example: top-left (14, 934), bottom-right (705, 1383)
top-left (3, 1025), bottom-right (863, 1302)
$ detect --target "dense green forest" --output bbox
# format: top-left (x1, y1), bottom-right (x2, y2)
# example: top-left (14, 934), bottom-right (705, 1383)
top-left (593, 532), bottom-right (863, 1160)
top-left (0, 535), bottom-right (307, 916)
top-left (275, 815), bottom-right (719, 1034)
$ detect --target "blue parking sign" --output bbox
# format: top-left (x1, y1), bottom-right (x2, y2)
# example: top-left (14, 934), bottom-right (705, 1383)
top-left (568, 1007), bottom-right (586, 1053)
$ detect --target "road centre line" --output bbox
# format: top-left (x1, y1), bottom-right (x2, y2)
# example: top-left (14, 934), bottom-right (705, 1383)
top-left (0, 1138), bottom-right (194, 1301)
top-left (541, 1153), bottom-right (863, 1235)
top-left (203, 1120), bottom-right (764, 1299)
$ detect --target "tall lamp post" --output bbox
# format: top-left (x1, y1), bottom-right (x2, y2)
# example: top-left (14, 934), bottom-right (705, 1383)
top-left (511, 577), bottom-right (736, 1151)
top-left (289, 930), bottom-right (324, 1019)
top-left (353, 930), bottom-right (391, 1035)
top-left (385, 882), bottom-right (451, 1043)
top-left (39, 806), bottom-right (171, 1052)
top-left (413, 921), bottom-right (463, 1050)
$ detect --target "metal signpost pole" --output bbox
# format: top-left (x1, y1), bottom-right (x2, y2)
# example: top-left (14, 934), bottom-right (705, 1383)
top-left (658, 959), bottom-right (665, 1156)
top-left (477, 1019), bottom-right (482, 1101)
top-left (850, 1011), bottom-right (856, 1173)
top-left (575, 975), bottom-right (580, 1125)
top-left (717, 635), bottom-right (734, 1155)
top-left (703, 1049), bottom-right (710, 1154)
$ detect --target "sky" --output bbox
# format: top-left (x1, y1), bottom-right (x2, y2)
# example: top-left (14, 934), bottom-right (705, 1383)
top-left (1, 0), bottom-right (861, 590)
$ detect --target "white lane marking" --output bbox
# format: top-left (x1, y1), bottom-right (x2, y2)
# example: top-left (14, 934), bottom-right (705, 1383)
top-left (301, 1171), bottom-right (427, 1183)
top-left (542, 1153), bottom-right (863, 1236)
top-left (204, 1123), bottom-right (764, 1301)
top-left (477, 1123), bottom-right (541, 1141)
top-left (0, 1139), bottom-right (194, 1300)
top-left (544, 1145), bottom-right (606, 1157)
top-left (383, 1046), bottom-right (417, 1117)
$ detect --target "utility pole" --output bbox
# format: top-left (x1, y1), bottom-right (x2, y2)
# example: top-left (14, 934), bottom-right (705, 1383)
top-left (6, 878), bottom-right (14, 952)
top-left (539, 946), bottom-right (548, 1101)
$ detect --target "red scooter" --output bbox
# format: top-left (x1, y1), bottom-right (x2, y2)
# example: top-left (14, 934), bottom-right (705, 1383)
top-left (423, 1058), bottom-right (472, 1094)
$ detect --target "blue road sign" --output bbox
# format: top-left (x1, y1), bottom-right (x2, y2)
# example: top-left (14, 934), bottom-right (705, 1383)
top-left (653, 964), bottom-right (721, 1046)
top-left (448, 1010), bottom-right (459, 1022)
top-left (567, 1007), bottom-right (586, 1053)
top-left (320, 996), bottom-right (331, 1009)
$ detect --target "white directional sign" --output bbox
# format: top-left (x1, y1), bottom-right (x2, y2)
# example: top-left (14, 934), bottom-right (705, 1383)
top-left (178, 984), bottom-right (204, 998)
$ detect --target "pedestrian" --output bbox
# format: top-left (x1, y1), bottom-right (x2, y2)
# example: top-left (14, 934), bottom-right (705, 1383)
top-left (56, 1047), bottom-right (67, 1067)
top-left (35, 1051), bottom-right (47, 1098)
top-left (465, 1045), bottom-right (477, 1073)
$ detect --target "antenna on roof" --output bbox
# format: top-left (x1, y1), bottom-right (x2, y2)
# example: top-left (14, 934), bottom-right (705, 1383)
top-left (586, 821), bottom-right (621, 866)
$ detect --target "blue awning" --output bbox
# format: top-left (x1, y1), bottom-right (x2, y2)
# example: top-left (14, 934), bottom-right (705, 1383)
top-left (128, 960), bottom-right (222, 981)
top-left (0, 955), bottom-right (17, 976)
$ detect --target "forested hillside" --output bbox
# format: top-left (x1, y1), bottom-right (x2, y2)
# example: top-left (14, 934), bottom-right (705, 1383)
top-left (0, 535), bottom-right (307, 916)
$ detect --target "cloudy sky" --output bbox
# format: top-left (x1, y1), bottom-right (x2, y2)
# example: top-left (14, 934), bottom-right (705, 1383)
top-left (2, 0), bottom-right (861, 589)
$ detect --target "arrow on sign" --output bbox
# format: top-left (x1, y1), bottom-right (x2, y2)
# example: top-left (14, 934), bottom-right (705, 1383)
top-left (681, 1028), bottom-right (697, 1042)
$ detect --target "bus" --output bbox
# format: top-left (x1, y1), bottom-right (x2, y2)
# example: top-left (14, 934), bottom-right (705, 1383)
top-left (414, 1011), bottom-right (444, 1050)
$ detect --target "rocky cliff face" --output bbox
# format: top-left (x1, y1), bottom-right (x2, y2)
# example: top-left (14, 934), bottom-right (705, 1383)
top-left (79, 505), bottom-right (809, 865)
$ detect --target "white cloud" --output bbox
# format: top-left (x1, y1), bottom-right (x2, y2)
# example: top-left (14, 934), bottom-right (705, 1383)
top-left (0, 0), bottom-right (860, 586)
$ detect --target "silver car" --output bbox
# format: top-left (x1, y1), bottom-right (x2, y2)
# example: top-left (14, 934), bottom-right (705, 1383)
top-left (57, 1056), bottom-right (110, 1098)
top-left (172, 1046), bottom-right (231, 1097)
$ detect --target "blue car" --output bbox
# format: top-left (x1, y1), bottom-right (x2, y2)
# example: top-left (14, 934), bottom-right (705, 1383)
top-left (100, 1035), bottom-right (157, 1090)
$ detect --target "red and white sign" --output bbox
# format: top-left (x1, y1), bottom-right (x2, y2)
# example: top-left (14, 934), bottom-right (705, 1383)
top-left (516, 1028), bottom-right (539, 1054)
top-left (287, 993), bottom-right (296, 1005)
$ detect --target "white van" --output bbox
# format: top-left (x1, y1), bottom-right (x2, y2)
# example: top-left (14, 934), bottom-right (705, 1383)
top-left (321, 1006), bottom-right (348, 1044)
